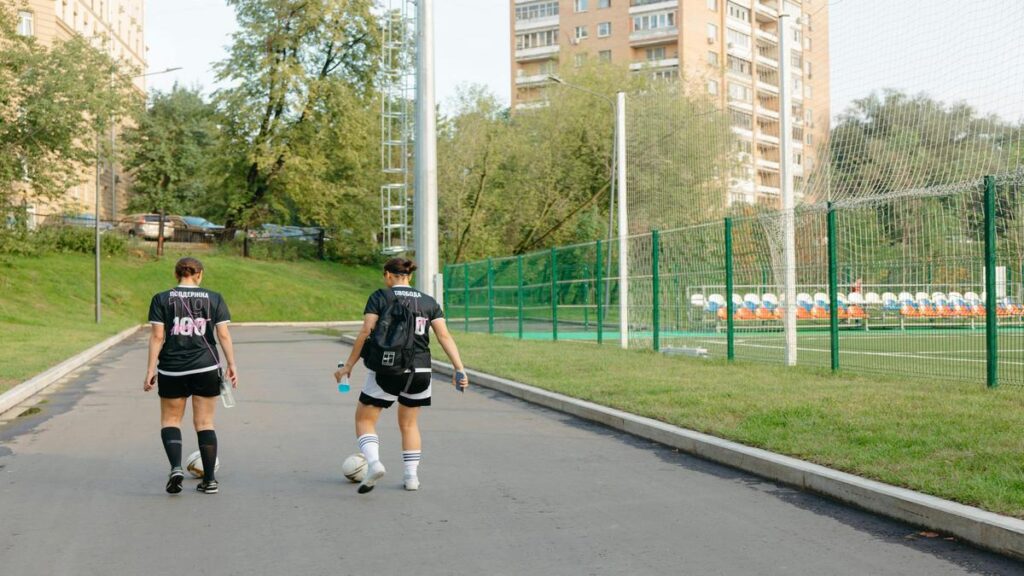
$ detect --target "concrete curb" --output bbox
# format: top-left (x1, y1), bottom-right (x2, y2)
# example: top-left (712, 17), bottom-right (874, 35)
top-left (0, 324), bottom-right (145, 417)
top-left (411, 357), bottom-right (1024, 561)
top-left (233, 321), bottom-right (363, 329)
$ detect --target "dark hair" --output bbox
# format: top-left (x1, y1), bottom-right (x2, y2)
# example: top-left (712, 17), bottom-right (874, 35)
top-left (384, 257), bottom-right (417, 276)
top-left (175, 257), bottom-right (204, 280)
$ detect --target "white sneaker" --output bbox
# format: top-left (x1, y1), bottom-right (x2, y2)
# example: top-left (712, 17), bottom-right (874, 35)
top-left (404, 474), bottom-right (420, 491)
top-left (358, 460), bottom-right (386, 494)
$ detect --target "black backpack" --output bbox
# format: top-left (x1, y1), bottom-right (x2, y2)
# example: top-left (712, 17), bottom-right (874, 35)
top-left (362, 289), bottom-right (417, 375)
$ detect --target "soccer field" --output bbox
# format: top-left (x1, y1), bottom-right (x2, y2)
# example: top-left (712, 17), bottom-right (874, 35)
top-left (480, 318), bottom-right (1024, 387)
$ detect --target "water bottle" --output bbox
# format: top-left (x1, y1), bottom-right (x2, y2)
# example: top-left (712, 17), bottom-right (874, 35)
top-left (338, 375), bottom-right (351, 394)
top-left (220, 376), bottom-right (236, 408)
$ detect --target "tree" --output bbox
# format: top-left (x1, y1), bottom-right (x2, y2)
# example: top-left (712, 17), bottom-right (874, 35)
top-left (122, 85), bottom-right (218, 217)
top-left (0, 4), bottom-right (138, 212)
top-left (211, 0), bottom-right (380, 242)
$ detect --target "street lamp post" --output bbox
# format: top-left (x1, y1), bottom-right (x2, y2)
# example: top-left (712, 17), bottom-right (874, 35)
top-left (94, 66), bottom-right (182, 324)
top-left (547, 76), bottom-right (629, 348)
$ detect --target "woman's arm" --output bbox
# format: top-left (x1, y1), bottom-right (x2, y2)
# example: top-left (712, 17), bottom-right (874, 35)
top-left (431, 318), bottom-right (468, 389)
top-left (216, 323), bottom-right (238, 387)
top-left (334, 313), bottom-right (378, 382)
top-left (143, 324), bottom-right (165, 391)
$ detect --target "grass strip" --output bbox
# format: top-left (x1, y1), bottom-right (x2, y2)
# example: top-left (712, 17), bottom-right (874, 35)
top-left (436, 332), bottom-right (1024, 519)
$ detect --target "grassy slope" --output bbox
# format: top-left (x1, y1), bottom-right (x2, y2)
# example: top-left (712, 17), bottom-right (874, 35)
top-left (0, 252), bottom-right (379, 391)
top-left (437, 332), bottom-right (1024, 518)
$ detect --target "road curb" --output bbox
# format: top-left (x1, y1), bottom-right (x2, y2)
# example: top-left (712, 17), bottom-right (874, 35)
top-left (0, 324), bottom-right (145, 417)
top-left (407, 356), bottom-right (1024, 561)
top-left (233, 321), bottom-right (363, 329)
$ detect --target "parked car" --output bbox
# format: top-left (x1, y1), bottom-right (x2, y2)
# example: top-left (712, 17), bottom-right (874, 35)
top-left (116, 214), bottom-right (174, 240)
top-left (168, 215), bottom-right (225, 242)
top-left (45, 213), bottom-right (115, 233)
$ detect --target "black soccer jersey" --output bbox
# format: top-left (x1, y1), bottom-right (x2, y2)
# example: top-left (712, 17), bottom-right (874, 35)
top-left (364, 286), bottom-right (444, 369)
top-left (148, 286), bottom-right (231, 376)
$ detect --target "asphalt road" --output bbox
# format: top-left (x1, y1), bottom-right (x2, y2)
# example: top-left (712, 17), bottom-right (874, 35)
top-left (0, 327), bottom-right (1021, 576)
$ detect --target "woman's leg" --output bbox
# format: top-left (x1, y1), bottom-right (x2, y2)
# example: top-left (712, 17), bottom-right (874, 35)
top-left (398, 405), bottom-right (422, 489)
top-left (159, 397), bottom-right (187, 469)
top-left (192, 396), bottom-right (219, 484)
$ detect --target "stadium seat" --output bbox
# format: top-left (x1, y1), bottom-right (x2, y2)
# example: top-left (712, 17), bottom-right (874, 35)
top-left (706, 294), bottom-right (726, 315)
top-left (846, 292), bottom-right (868, 319)
top-left (690, 294), bottom-right (707, 310)
top-left (916, 292), bottom-right (938, 317)
top-left (881, 292), bottom-right (900, 313)
top-left (965, 292), bottom-right (985, 317)
top-left (797, 293), bottom-right (814, 312)
top-left (743, 293), bottom-right (761, 311)
top-left (759, 293), bottom-right (781, 320)
top-left (899, 292), bottom-right (919, 317)
top-left (932, 292), bottom-right (954, 317)
top-left (948, 291), bottom-right (970, 317)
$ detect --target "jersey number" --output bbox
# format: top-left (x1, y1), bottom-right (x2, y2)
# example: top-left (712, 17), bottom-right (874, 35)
top-left (171, 316), bottom-right (207, 337)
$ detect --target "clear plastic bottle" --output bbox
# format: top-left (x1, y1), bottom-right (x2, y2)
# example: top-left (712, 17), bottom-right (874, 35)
top-left (220, 377), bottom-right (236, 408)
top-left (338, 375), bottom-right (351, 394)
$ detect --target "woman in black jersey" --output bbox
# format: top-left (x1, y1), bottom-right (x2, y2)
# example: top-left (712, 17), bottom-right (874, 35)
top-left (334, 257), bottom-right (468, 494)
top-left (144, 257), bottom-right (237, 495)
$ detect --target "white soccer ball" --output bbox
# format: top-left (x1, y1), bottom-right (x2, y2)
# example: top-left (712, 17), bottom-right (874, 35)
top-left (342, 453), bottom-right (367, 483)
top-left (185, 450), bottom-right (220, 478)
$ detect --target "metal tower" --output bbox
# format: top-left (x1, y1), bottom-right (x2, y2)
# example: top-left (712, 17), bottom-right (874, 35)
top-left (380, 0), bottom-right (417, 255)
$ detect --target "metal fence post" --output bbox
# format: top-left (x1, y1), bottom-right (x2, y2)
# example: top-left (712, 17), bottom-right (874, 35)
top-left (487, 258), bottom-right (495, 334)
top-left (463, 262), bottom-right (470, 333)
top-left (551, 248), bottom-right (559, 341)
top-left (828, 203), bottom-right (839, 372)
top-left (652, 230), bottom-right (661, 352)
top-left (517, 255), bottom-right (524, 340)
top-left (725, 218), bottom-right (735, 361)
top-left (985, 175), bottom-right (998, 388)
top-left (596, 239), bottom-right (604, 345)
top-left (442, 264), bottom-right (450, 314)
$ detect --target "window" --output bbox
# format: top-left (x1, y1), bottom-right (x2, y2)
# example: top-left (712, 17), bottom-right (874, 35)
top-left (707, 23), bottom-right (718, 41)
top-left (805, 85), bottom-right (813, 99)
top-left (707, 51), bottom-right (719, 66)
top-left (736, 140), bottom-right (752, 155)
top-left (516, 29), bottom-right (559, 50)
top-left (791, 52), bottom-right (803, 69)
top-left (805, 61), bottom-right (813, 78)
top-left (806, 133), bottom-right (814, 146)
top-left (599, 0), bottom-right (611, 7)
top-left (727, 55), bottom-right (751, 76)
top-left (599, 50), bottom-right (612, 62)
top-left (652, 67), bottom-right (679, 81)
top-left (707, 80), bottom-right (719, 95)
top-left (17, 10), bottom-right (34, 36)
top-left (634, 11), bottom-right (676, 32)
top-left (575, 53), bottom-right (588, 67)
top-left (794, 152), bottom-right (803, 166)
top-left (515, 2), bottom-right (559, 22)
top-left (728, 82), bottom-right (751, 103)
top-left (727, 28), bottom-right (751, 50)
top-left (646, 47), bottom-right (666, 61)
top-left (707, 0), bottom-right (718, 10)
top-left (730, 109), bottom-right (753, 130)
top-left (574, 0), bottom-right (588, 12)
top-left (727, 2), bottom-right (750, 22)
top-left (575, 25), bottom-right (589, 40)
top-left (805, 37), bottom-right (812, 51)
top-left (598, 22), bottom-right (611, 37)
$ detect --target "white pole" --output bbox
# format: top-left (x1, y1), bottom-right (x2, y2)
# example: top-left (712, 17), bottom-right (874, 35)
top-left (414, 0), bottom-right (439, 296)
top-left (779, 11), bottom-right (797, 366)
top-left (94, 131), bottom-right (102, 324)
top-left (616, 91), bottom-right (628, 349)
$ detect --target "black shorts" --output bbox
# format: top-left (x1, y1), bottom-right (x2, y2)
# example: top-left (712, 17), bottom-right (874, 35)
top-left (359, 371), bottom-right (432, 409)
top-left (158, 369), bottom-right (221, 399)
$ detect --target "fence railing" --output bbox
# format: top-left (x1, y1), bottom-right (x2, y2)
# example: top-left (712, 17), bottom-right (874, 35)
top-left (444, 175), bottom-right (1024, 388)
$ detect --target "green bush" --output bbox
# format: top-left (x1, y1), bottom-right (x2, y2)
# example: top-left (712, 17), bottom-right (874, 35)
top-left (0, 226), bottom-right (127, 257)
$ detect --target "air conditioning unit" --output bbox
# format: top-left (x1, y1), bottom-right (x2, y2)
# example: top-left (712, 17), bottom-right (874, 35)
top-left (707, 37), bottom-right (715, 44)
top-left (727, 42), bottom-right (735, 49)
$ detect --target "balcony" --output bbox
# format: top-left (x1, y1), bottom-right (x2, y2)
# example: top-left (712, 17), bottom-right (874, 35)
top-left (629, 57), bottom-right (680, 71)
top-left (756, 68), bottom-right (779, 93)
top-left (515, 44), bottom-right (560, 62)
top-left (629, 0), bottom-right (678, 14)
top-left (755, 0), bottom-right (779, 22)
top-left (755, 39), bottom-right (778, 66)
top-left (515, 73), bottom-right (553, 87)
top-left (514, 15), bottom-right (559, 32)
top-left (629, 28), bottom-right (678, 47)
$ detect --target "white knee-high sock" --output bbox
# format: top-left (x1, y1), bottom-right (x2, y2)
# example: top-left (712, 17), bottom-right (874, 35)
top-left (403, 450), bottom-right (421, 476)
top-left (358, 434), bottom-right (380, 463)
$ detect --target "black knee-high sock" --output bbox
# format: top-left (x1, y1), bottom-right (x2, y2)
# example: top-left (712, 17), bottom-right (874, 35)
top-left (160, 427), bottom-right (182, 469)
top-left (197, 429), bottom-right (218, 482)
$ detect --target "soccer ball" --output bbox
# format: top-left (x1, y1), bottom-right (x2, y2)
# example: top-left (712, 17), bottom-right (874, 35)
top-left (185, 450), bottom-right (220, 478)
top-left (342, 453), bottom-right (367, 483)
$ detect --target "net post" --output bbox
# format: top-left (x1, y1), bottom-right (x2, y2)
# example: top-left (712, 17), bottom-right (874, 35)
top-left (596, 239), bottom-right (604, 345)
top-left (487, 258), bottom-right (495, 335)
top-left (517, 255), bottom-right (524, 340)
top-left (442, 264), bottom-right (450, 316)
top-left (827, 202), bottom-right (839, 372)
top-left (463, 262), bottom-right (470, 333)
top-left (652, 230), bottom-right (661, 352)
top-left (725, 218), bottom-right (735, 361)
top-left (551, 248), bottom-right (559, 341)
top-left (985, 175), bottom-right (998, 389)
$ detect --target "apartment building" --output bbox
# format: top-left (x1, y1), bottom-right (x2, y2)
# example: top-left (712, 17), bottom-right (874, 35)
top-left (510, 0), bottom-right (830, 207)
top-left (9, 0), bottom-right (146, 220)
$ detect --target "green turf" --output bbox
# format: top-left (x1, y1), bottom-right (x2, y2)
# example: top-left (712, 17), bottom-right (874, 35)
top-left (433, 332), bottom-right (1024, 518)
top-left (0, 251), bottom-right (377, 393)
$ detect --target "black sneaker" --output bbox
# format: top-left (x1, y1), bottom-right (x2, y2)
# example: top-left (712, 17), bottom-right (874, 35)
top-left (166, 468), bottom-right (185, 494)
top-left (196, 479), bottom-right (219, 494)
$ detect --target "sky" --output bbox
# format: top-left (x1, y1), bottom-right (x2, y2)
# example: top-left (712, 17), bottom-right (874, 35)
top-left (145, 1), bottom-right (1024, 124)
